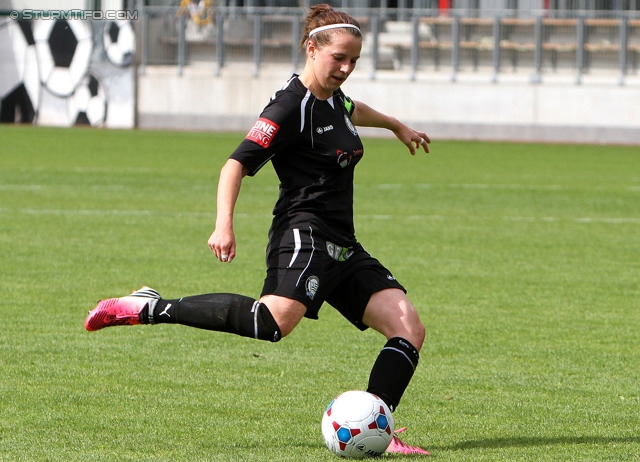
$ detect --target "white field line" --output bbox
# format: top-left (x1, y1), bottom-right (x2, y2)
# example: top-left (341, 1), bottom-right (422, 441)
top-left (2, 182), bottom-right (637, 223)
top-left (0, 208), bottom-right (214, 218)
top-left (3, 183), bottom-right (638, 191)
top-left (0, 208), bottom-right (638, 224)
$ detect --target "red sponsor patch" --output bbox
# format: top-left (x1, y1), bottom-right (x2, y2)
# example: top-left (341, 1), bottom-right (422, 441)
top-left (246, 117), bottom-right (280, 148)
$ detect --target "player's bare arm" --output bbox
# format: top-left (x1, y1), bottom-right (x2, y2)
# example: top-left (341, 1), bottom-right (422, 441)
top-left (208, 158), bottom-right (247, 263)
top-left (351, 99), bottom-right (430, 155)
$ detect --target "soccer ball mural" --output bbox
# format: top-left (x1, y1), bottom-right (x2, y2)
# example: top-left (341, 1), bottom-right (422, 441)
top-left (321, 391), bottom-right (395, 458)
top-left (0, 16), bottom-right (134, 128)
top-left (34, 18), bottom-right (93, 97)
top-left (67, 74), bottom-right (107, 126)
top-left (0, 20), bottom-right (39, 122)
top-left (103, 19), bottom-right (135, 67)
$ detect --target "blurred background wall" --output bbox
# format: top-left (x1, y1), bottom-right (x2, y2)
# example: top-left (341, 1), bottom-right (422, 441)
top-left (2, 0), bottom-right (639, 143)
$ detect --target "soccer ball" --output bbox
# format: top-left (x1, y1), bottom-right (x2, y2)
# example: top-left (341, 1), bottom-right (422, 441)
top-left (34, 18), bottom-right (93, 97)
top-left (103, 19), bottom-right (135, 67)
top-left (0, 20), bottom-right (39, 122)
top-left (321, 391), bottom-right (394, 458)
top-left (67, 74), bottom-right (107, 126)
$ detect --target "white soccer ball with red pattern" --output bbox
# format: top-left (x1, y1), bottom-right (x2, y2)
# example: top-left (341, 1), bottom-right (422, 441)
top-left (321, 390), bottom-right (394, 458)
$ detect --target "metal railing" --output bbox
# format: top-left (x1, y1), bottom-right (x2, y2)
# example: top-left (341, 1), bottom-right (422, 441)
top-left (138, 6), bottom-right (640, 84)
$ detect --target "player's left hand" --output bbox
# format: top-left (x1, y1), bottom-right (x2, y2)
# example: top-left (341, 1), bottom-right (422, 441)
top-left (394, 124), bottom-right (430, 155)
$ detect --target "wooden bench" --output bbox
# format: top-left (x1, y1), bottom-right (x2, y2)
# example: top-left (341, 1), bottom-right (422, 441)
top-left (627, 19), bottom-right (640, 70)
top-left (417, 17), bottom-right (637, 73)
top-left (584, 18), bottom-right (622, 56)
top-left (157, 15), bottom-right (640, 73)
top-left (161, 36), bottom-right (292, 47)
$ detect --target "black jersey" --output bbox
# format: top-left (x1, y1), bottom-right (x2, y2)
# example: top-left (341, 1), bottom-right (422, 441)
top-left (230, 75), bottom-right (364, 246)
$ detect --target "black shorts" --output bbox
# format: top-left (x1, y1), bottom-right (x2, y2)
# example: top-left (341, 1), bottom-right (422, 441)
top-left (260, 226), bottom-right (406, 331)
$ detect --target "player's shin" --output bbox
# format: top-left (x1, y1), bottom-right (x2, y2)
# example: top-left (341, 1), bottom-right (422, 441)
top-left (366, 337), bottom-right (420, 412)
top-left (150, 294), bottom-right (282, 342)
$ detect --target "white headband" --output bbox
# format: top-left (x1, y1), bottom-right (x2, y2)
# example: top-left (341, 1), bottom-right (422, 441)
top-left (308, 23), bottom-right (361, 37)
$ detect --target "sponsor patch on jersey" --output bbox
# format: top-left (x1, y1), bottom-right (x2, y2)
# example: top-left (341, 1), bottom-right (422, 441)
top-left (336, 148), bottom-right (363, 168)
top-left (246, 117), bottom-right (280, 148)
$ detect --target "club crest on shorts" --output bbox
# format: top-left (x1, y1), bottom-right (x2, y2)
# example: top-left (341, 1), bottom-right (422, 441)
top-left (305, 276), bottom-right (319, 300)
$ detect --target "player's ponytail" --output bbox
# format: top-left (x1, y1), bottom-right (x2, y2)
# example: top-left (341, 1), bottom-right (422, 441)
top-left (299, 3), bottom-right (361, 49)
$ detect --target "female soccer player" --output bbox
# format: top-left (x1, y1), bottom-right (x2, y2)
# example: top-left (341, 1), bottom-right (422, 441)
top-left (86, 4), bottom-right (431, 455)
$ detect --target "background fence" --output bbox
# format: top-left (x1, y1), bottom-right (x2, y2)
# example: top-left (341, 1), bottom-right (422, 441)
top-left (139, 4), bottom-right (640, 84)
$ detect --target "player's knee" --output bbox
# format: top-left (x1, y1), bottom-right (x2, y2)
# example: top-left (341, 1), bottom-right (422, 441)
top-left (259, 296), bottom-right (306, 339)
top-left (272, 316), bottom-right (297, 338)
top-left (393, 304), bottom-right (425, 351)
top-left (411, 318), bottom-right (426, 351)
top-left (404, 304), bottom-right (425, 349)
top-left (254, 302), bottom-right (282, 342)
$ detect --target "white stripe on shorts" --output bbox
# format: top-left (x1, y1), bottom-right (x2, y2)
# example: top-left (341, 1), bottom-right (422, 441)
top-left (288, 228), bottom-right (301, 268)
top-left (295, 227), bottom-right (315, 287)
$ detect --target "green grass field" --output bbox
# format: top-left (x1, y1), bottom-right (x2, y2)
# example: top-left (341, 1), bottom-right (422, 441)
top-left (1, 125), bottom-right (638, 461)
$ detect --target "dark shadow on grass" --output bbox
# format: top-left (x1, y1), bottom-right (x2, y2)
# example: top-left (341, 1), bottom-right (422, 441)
top-left (434, 435), bottom-right (640, 451)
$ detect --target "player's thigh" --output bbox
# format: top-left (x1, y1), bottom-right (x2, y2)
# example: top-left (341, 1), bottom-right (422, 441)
top-left (259, 294), bottom-right (307, 337)
top-left (362, 289), bottom-right (425, 351)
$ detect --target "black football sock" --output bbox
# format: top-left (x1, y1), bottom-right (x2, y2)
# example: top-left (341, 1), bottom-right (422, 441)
top-left (367, 337), bottom-right (420, 412)
top-left (149, 293), bottom-right (281, 342)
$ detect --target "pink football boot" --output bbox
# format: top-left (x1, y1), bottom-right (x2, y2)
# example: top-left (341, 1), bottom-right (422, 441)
top-left (85, 287), bottom-right (160, 331)
top-left (386, 427), bottom-right (431, 456)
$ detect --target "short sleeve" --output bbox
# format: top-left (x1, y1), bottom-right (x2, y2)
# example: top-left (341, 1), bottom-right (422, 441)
top-left (229, 91), bottom-right (299, 176)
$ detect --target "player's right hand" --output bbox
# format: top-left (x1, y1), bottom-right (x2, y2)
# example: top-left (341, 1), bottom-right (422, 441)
top-left (208, 227), bottom-right (236, 263)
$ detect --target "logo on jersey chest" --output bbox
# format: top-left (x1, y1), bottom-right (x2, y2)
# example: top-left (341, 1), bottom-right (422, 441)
top-left (313, 115), bottom-right (357, 136)
top-left (316, 124), bottom-right (334, 134)
top-left (246, 117), bottom-right (280, 148)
